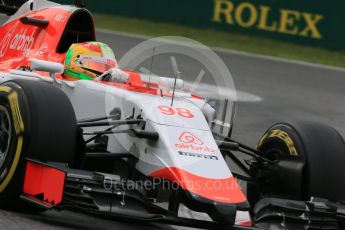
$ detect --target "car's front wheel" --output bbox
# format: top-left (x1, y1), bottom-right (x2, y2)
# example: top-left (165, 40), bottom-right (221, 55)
top-left (0, 79), bottom-right (78, 209)
top-left (247, 121), bottom-right (345, 209)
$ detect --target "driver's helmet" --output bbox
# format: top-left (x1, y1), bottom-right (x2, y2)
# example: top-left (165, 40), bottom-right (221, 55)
top-left (64, 42), bottom-right (118, 80)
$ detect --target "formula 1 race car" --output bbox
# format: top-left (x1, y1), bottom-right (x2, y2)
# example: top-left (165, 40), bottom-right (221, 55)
top-left (0, 1), bottom-right (345, 229)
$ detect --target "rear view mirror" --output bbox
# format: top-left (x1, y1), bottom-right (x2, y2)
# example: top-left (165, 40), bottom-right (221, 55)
top-left (30, 59), bottom-right (64, 86)
top-left (30, 59), bottom-right (64, 74)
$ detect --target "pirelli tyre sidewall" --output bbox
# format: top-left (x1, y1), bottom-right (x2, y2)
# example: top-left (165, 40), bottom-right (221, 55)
top-left (0, 80), bottom-right (78, 206)
top-left (247, 123), bottom-right (304, 210)
top-left (248, 121), bottom-right (345, 210)
top-left (257, 124), bottom-right (304, 158)
top-left (0, 83), bottom-right (27, 203)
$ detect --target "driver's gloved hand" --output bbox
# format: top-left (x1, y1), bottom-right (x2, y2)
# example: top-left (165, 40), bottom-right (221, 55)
top-left (95, 68), bottom-right (129, 83)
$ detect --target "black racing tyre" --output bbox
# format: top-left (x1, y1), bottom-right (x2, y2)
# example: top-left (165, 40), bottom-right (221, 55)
top-left (0, 79), bottom-right (78, 209)
top-left (247, 121), bottom-right (345, 209)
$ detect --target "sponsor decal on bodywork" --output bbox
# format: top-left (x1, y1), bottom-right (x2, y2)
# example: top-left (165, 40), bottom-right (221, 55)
top-left (0, 22), bottom-right (36, 58)
top-left (175, 132), bottom-right (216, 153)
top-left (178, 151), bottom-right (218, 160)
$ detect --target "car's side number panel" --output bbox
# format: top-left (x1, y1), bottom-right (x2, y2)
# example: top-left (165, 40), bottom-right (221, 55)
top-left (158, 106), bottom-right (194, 118)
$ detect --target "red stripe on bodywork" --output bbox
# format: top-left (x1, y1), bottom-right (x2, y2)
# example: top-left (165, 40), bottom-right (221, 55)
top-left (149, 167), bottom-right (247, 204)
top-left (127, 71), bottom-right (143, 87)
top-left (23, 161), bottom-right (66, 205)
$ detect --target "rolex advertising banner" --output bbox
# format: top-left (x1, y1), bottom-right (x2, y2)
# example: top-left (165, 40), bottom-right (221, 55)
top-left (57, 0), bottom-right (345, 50)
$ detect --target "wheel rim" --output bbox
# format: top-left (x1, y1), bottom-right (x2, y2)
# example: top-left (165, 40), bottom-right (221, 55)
top-left (0, 105), bottom-right (11, 168)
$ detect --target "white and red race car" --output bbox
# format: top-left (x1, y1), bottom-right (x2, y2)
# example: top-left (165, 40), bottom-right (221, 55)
top-left (0, 1), bottom-right (344, 229)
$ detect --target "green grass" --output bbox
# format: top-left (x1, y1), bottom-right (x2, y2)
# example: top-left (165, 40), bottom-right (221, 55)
top-left (94, 14), bottom-right (345, 69)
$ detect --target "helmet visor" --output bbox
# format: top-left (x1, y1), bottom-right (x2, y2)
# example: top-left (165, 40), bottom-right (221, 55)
top-left (78, 56), bottom-right (117, 74)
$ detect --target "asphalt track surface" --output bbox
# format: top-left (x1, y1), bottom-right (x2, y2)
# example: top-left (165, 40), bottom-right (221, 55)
top-left (1, 18), bottom-right (345, 230)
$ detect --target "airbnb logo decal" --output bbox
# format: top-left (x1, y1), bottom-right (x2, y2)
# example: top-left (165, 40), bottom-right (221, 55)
top-left (0, 22), bottom-right (35, 58)
top-left (178, 132), bottom-right (204, 145)
top-left (175, 132), bottom-right (215, 153)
